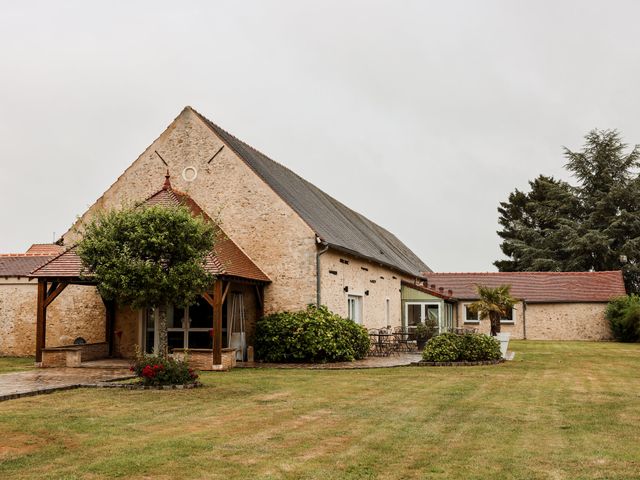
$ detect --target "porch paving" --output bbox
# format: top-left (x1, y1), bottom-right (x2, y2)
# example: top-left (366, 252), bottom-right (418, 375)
top-left (0, 367), bottom-right (133, 402)
top-left (237, 352), bottom-right (423, 369)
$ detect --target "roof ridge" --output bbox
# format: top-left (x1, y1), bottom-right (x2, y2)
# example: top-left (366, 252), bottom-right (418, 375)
top-left (428, 271), bottom-right (623, 275)
top-left (0, 253), bottom-right (58, 257)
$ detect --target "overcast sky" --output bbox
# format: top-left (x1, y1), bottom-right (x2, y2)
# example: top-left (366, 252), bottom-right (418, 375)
top-left (2, 1), bottom-right (640, 271)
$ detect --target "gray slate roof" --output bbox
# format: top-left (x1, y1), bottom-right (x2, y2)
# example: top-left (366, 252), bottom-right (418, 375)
top-left (193, 108), bottom-right (431, 277)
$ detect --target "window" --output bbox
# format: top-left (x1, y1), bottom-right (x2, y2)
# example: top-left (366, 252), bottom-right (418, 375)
top-left (143, 297), bottom-right (214, 353)
top-left (385, 298), bottom-right (390, 327)
top-left (500, 308), bottom-right (515, 324)
top-left (404, 302), bottom-right (441, 331)
top-left (463, 304), bottom-right (480, 324)
top-left (347, 295), bottom-right (363, 324)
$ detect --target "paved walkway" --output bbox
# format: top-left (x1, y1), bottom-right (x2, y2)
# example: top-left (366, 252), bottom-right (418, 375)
top-left (0, 367), bottom-right (132, 402)
top-left (237, 352), bottom-right (423, 369)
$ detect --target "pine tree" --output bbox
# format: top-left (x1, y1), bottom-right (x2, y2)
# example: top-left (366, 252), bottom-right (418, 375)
top-left (496, 129), bottom-right (640, 293)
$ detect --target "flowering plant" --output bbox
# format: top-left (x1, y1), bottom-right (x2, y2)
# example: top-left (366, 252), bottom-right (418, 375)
top-left (130, 350), bottom-right (198, 386)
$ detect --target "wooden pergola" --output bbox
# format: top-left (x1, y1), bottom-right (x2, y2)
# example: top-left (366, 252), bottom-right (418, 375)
top-left (29, 178), bottom-right (271, 366)
top-left (30, 264), bottom-right (266, 365)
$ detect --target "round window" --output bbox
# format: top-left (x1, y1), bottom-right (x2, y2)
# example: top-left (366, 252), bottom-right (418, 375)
top-left (182, 166), bottom-right (197, 182)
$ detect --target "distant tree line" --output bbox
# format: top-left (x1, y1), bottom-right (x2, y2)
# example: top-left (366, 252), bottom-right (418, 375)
top-left (495, 129), bottom-right (640, 293)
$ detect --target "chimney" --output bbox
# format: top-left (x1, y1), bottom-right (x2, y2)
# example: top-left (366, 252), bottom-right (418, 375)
top-left (430, 284), bottom-right (436, 289)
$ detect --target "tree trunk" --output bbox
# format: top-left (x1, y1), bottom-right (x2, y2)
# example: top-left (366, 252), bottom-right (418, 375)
top-left (157, 304), bottom-right (168, 358)
top-left (489, 311), bottom-right (501, 336)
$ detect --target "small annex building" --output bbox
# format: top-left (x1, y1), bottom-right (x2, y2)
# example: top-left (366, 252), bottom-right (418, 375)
top-left (417, 271), bottom-right (627, 340)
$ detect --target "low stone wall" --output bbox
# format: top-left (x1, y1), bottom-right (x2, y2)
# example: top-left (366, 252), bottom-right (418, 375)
top-left (41, 342), bottom-right (109, 367)
top-left (172, 348), bottom-right (237, 371)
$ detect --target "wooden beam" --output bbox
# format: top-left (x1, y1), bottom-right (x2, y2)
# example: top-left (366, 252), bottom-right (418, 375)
top-left (212, 280), bottom-right (223, 366)
top-left (35, 280), bottom-right (47, 363)
top-left (221, 282), bottom-right (231, 305)
top-left (44, 282), bottom-right (68, 308)
top-left (201, 292), bottom-right (215, 308)
top-left (256, 285), bottom-right (265, 321)
top-left (255, 284), bottom-right (263, 308)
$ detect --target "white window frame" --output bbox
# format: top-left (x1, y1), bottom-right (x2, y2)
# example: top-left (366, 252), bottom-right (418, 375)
top-left (347, 294), bottom-right (364, 325)
top-left (462, 304), bottom-right (516, 325)
top-left (404, 302), bottom-right (442, 331)
top-left (500, 307), bottom-right (516, 325)
top-left (462, 304), bottom-right (480, 324)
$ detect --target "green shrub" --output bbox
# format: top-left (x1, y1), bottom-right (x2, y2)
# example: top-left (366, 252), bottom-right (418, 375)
top-left (606, 295), bottom-right (640, 342)
top-left (130, 352), bottom-right (198, 386)
top-left (459, 333), bottom-right (502, 361)
top-left (421, 333), bottom-right (462, 362)
top-left (422, 332), bottom-right (501, 362)
top-left (255, 305), bottom-right (370, 363)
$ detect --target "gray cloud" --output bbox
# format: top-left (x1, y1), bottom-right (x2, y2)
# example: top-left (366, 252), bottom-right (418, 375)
top-left (2, 0), bottom-right (640, 271)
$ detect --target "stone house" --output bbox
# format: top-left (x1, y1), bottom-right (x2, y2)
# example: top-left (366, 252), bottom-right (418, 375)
top-left (5, 106), bottom-right (432, 367)
top-left (0, 107), bottom-right (628, 366)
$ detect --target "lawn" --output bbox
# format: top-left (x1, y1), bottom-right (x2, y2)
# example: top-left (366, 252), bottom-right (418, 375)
top-left (0, 357), bottom-right (34, 374)
top-left (0, 341), bottom-right (639, 479)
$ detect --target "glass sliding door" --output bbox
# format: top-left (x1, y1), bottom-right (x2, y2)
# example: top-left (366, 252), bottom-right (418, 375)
top-left (143, 299), bottom-right (214, 353)
top-left (404, 302), bottom-right (442, 332)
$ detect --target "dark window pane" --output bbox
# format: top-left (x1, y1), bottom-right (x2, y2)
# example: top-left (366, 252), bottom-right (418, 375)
top-left (189, 297), bottom-right (213, 329)
top-left (188, 331), bottom-right (212, 349)
top-left (501, 308), bottom-right (513, 321)
top-left (465, 306), bottom-right (478, 321)
top-left (170, 307), bottom-right (185, 328)
top-left (407, 305), bottom-right (421, 326)
top-left (168, 331), bottom-right (184, 351)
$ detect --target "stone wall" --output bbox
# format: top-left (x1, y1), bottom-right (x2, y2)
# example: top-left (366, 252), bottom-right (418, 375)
top-left (320, 250), bottom-right (408, 329)
top-left (525, 303), bottom-right (611, 340)
top-left (63, 108), bottom-right (318, 315)
top-left (0, 279), bottom-right (105, 356)
top-left (454, 300), bottom-right (612, 340)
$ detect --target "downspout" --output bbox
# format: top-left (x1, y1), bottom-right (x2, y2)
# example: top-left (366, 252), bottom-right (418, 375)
top-left (316, 238), bottom-right (329, 307)
top-left (522, 300), bottom-right (527, 340)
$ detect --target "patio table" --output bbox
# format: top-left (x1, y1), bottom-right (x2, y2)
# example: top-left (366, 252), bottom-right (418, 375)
top-left (368, 333), bottom-right (397, 356)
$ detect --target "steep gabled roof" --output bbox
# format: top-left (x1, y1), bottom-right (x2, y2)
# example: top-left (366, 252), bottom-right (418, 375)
top-left (31, 181), bottom-right (270, 284)
top-left (424, 271), bottom-right (626, 303)
top-left (190, 107), bottom-right (431, 277)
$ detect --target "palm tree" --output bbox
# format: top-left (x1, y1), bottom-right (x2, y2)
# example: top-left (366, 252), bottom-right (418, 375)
top-left (467, 285), bottom-right (517, 336)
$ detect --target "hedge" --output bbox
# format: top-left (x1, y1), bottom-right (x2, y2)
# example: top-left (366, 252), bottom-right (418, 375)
top-left (255, 305), bottom-right (370, 363)
top-left (422, 333), bottom-right (501, 362)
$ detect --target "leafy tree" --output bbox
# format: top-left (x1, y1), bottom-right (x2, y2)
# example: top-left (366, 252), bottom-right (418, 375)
top-left (495, 175), bottom-right (581, 272)
top-left (77, 204), bottom-right (216, 357)
top-left (496, 129), bottom-right (640, 293)
top-left (467, 285), bottom-right (517, 336)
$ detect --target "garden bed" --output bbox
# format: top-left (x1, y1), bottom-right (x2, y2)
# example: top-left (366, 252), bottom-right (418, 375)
top-left (92, 381), bottom-right (202, 390)
top-left (411, 359), bottom-right (505, 367)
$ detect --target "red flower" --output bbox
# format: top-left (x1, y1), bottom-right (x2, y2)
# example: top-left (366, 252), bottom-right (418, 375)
top-left (142, 365), bottom-right (156, 378)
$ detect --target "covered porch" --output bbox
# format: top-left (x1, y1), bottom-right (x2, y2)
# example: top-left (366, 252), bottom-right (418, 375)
top-left (29, 243), bottom-right (270, 371)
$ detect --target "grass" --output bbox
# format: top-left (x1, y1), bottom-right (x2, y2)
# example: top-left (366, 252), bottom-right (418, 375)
top-left (0, 357), bottom-right (34, 374)
top-left (0, 341), bottom-right (639, 479)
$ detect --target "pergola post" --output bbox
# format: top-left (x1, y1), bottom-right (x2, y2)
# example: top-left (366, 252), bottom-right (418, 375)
top-left (212, 280), bottom-right (223, 366)
top-left (35, 279), bottom-right (69, 364)
top-left (35, 279), bottom-right (47, 363)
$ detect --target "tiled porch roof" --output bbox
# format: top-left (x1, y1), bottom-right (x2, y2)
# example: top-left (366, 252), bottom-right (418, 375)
top-left (30, 180), bottom-right (270, 283)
